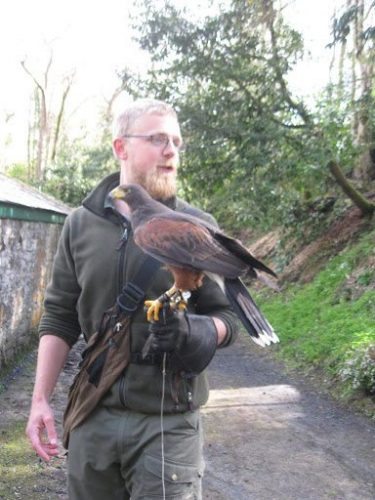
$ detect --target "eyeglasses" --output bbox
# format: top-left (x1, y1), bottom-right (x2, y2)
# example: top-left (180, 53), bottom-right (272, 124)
top-left (122, 133), bottom-right (184, 152)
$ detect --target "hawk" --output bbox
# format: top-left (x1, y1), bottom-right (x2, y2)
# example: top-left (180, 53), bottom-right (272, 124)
top-left (110, 184), bottom-right (279, 347)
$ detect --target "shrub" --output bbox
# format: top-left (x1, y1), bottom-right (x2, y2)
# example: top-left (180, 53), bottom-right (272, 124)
top-left (338, 345), bottom-right (375, 395)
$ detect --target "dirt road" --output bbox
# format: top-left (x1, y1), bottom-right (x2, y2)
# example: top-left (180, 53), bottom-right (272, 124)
top-left (1, 333), bottom-right (374, 499)
top-left (203, 334), bottom-right (374, 499)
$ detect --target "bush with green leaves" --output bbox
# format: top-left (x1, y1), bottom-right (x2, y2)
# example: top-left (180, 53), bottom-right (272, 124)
top-left (338, 345), bottom-right (375, 396)
top-left (43, 136), bottom-right (117, 207)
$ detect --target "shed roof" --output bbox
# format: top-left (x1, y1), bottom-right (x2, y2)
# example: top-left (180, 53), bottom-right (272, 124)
top-left (0, 173), bottom-right (72, 215)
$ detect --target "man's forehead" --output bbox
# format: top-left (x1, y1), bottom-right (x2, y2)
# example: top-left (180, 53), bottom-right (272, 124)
top-left (130, 113), bottom-right (181, 136)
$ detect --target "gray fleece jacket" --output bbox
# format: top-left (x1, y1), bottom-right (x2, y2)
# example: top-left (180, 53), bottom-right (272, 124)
top-left (39, 172), bottom-right (238, 413)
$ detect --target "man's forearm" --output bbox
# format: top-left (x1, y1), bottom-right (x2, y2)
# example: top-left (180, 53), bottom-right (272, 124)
top-left (27, 334), bottom-right (71, 461)
top-left (212, 317), bottom-right (228, 346)
top-left (32, 334), bottom-right (71, 402)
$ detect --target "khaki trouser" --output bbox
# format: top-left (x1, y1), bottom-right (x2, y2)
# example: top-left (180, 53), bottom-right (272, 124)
top-left (67, 405), bottom-right (204, 499)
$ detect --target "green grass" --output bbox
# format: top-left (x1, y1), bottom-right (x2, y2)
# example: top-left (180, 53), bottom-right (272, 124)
top-left (0, 421), bottom-right (65, 499)
top-left (260, 229), bottom-right (375, 406)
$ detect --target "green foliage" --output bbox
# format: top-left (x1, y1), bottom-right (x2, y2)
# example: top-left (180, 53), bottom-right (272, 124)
top-left (329, 4), bottom-right (358, 46)
top-left (5, 163), bottom-right (31, 184)
top-left (125, 0), bottom-right (374, 238)
top-left (329, 1), bottom-right (375, 47)
top-left (42, 134), bottom-right (117, 207)
top-left (357, 270), bottom-right (374, 286)
top-left (338, 345), bottom-right (375, 395)
top-left (120, 0), bottom-right (375, 239)
top-left (126, 0), bottom-right (324, 231)
top-left (260, 229), bottom-right (375, 400)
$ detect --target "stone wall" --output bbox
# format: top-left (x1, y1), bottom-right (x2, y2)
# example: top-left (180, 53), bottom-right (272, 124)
top-left (0, 218), bottom-right (62, 369)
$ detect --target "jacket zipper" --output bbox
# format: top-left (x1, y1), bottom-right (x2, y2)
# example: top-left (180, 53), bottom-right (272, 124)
top-left (117, 223), bottom-right (129, 295)
top-left (117, 220), bottom-right (130, 407)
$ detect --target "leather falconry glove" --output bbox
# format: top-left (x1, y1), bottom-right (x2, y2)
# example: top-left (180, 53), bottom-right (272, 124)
top-left (146, 308), bottom-right (218, 376)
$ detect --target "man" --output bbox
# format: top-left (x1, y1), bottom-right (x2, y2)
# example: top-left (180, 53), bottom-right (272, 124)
top-left (26, 98), bottom-right (238, 499)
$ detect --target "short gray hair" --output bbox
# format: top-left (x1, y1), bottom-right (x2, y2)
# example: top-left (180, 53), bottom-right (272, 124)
top-left (112, 98), bottom-right (178, 139)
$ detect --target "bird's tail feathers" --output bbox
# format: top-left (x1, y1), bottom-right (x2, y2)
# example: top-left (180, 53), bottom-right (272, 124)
top-left (225, 278), bottom-right (279, 347)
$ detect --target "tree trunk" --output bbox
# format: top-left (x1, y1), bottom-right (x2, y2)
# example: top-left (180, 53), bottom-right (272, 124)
top-left (50, 74), bottom-right (74, 162)
top-left (328, 160), bottom-right (375, 215)
top-left (351, 0), bottom-right (375, 180)
top-left (21, 58), bottom-right (52, 184)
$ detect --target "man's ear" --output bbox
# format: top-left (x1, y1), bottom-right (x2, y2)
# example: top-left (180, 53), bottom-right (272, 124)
top-left (113, 138), bottom-right (127, 160)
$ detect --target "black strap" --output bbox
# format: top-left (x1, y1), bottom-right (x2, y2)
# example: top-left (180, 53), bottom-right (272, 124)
top-left (86, 254), bottom-right (161, 349)
top-left (85, 255), bottom-right (161, 386)
top-left (116, 256), bottom-right (161, 316)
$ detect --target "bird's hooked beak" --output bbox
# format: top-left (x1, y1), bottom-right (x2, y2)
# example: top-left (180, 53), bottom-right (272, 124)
top-left (109, 186), bottom-right (128, 201)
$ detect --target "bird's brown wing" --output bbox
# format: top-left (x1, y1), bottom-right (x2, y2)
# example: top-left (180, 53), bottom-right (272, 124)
top-left (134, 216), bottom-right (247, 279)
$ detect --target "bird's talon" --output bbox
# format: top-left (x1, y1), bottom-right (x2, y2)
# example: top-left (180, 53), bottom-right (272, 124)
top-left (144, 287), bottom-right (189, 322)
top-left (144, 299), bottom-right (163, 322)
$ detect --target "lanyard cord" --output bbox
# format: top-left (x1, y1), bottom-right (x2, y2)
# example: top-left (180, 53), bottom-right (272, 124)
top-left (160, 352), bottom-right (167, 500)
top-left (160, 306), bottom-right (168, 500)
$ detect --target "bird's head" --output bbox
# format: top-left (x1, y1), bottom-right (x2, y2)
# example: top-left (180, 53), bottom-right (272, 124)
top-left (109, 183), bottom-right (151, 209)
top-left (110, 185), bottom-right (131, 201)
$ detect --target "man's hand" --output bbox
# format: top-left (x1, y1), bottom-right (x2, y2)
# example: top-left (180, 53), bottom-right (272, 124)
top-left (26, 335), bottom-right (70, 460)
top-left (148, 309), bottom-right (189, 353)
top-left (26, 399), bottom-right (59, 461)
top-left (145, 309), bottom-right (218, 375)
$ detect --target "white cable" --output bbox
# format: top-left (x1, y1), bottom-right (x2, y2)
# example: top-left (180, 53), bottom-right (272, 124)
top-left (160, 352), bottom-right (167, 500)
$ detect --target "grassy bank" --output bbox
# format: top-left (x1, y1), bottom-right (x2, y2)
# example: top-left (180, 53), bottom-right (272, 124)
top-left (261, 228), bottom-right (375, 417)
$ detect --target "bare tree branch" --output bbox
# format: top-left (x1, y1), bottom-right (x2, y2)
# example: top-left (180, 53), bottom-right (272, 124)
top-left (51, 72), bottom-right (75, 162)
top-left (21, 59), bottom-right (49, 182)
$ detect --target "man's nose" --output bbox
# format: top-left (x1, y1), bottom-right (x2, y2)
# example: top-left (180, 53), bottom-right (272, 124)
top-left (162, 139), bottom-right (179, 155)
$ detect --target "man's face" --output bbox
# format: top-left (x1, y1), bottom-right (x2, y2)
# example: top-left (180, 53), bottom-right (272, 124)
top-left (118, 113), bottom-right (182, 200)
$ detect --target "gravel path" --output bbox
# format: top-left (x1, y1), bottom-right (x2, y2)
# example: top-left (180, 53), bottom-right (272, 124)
top-left (1, 333), bottom-right (374, 499)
